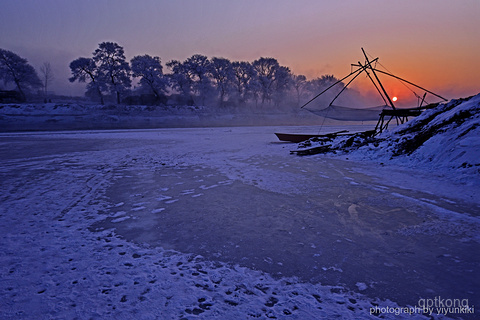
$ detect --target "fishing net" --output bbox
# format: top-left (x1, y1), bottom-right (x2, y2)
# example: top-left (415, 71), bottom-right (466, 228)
top-left (305, 105), bottom-right (387, 121)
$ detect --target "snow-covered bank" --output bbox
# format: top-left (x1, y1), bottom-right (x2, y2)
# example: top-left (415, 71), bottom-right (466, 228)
top-left (297, 93), bottom-right (480, 187)
top-left (0, 103), bottom-right (338, 132)
top-left (1, 125), bottom-right (478, 319)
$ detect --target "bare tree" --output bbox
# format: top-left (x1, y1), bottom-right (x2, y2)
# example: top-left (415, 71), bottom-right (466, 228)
top-left (40, 62), bottom-right (54, 98)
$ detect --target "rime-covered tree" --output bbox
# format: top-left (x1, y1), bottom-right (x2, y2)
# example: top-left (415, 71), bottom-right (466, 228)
top-left (183, 54), bottom-right (213, 105)
top-left (166, 59), bottom-right (192, 100)
top-left (251, 57), bottom-right (293, 107)
top-left (306, 74), bottom-right (343, 105)
top-left (0, 48), bottom-right (42, 101)
top-left (292, 74), bottom-right (307, 107)
top-left (209, 57), bottom-right (234, 106)
top-left (69, 57), bottom-right (106, 104)
top-left (313, 74), bottom-right (339, 88)
top-left (130, 54), bottom-right (167, 101)
top-left (307, 75), bottom-right (342, 93)
top-left (167, 54), bottom-right (214, 106)
top-left (93, 42), bottom-right (131, 104)
top-left (231, 61), bottom-right (258, 105)
top-left (252, 57), bottom-right (280, 105)
top-left (70, 42), bottom-right (131, 104)
top-left (272, 65), bottom-right (292, 107)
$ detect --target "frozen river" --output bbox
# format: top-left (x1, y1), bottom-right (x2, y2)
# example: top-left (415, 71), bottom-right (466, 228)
top-left (1, 126), bottom-right (478, 319)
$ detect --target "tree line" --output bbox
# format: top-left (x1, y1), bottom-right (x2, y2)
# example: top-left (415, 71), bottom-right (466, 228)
top-left (1, 42), bottom-right (345, 108)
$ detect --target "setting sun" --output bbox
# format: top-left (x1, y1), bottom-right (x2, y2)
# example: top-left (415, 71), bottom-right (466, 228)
top-left (392, 96), bottom-right (398, 102)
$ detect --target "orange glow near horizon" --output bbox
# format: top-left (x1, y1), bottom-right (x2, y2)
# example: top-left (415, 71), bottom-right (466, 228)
top-left (344, 68), bottom-right (453, 107)
top-left (1, 1), bottom-right (478, 98)
top-left (291, 41), bottom-right (479, 105)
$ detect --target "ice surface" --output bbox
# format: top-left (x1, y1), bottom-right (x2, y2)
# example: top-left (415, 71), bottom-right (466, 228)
top-left (1, 121), bottom-right (478, 319)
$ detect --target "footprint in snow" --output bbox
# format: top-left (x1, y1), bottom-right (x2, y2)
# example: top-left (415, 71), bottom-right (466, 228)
top-left (199, 184), bottom-right (218, 190)
top-left (156, 195), bottom-right (172, 201)
top-left (180, 189), bottom-right (195, 195)
top-left (111, 216), bottom-right (130, 223)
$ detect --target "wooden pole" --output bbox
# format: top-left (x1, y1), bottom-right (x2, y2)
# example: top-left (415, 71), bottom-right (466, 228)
top-left (361, 48), bottom-right (396, 110)
top-left (328, 64), bottom-right (368, 106)
top-left (419, 92), bottom-right (427, 108)
top-left (357, 61), bottom-right (389, 107)
top-left (300, 58), bottom-right (378, 109)
top-left (371, 68), bottom-right (448, 102)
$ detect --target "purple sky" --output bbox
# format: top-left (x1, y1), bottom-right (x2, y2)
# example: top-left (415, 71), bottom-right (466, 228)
top-left (1, 0), bottom-right (479, 103)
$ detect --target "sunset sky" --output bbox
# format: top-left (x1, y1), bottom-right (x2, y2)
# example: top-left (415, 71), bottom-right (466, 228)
top-left (1, 0), bottom-right (479, 105)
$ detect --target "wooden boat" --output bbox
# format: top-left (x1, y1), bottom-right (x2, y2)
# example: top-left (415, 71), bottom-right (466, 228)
top-left (275, 130), bottom-right (348, 143)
